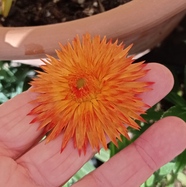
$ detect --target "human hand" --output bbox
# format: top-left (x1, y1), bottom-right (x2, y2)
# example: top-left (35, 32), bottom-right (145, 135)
top-left (0, 63), bottom-right (185, 187)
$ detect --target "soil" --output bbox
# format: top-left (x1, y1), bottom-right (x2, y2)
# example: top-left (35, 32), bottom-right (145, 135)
top-left (0, 0), bottom-right (132, 27)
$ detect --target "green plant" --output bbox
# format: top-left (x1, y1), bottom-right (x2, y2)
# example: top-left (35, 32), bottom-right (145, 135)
top-left (0, 0), bottom-right (13, 17)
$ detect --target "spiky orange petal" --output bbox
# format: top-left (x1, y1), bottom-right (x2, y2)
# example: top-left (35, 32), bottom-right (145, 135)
top-left (29, 33), bottom-right (151, 154)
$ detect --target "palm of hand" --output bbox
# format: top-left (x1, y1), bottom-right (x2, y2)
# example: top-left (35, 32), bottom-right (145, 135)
top-left (0, 63), bottom-right (186, 187)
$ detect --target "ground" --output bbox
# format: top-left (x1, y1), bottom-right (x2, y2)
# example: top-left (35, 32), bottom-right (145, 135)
top-left (0, 0), bottom-right (131, 26)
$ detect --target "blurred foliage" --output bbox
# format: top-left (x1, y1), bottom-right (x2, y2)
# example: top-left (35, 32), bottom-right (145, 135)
top-left (0, 61), bottom-right (35, 104)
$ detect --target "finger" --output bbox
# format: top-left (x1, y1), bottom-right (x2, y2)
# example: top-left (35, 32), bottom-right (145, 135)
top-left (16, 63), bottom-right (174, 187)
top-left (139, 62), bottom-right (174, 106)
top-left (72, 117), bottom-right (186, 187)
top-left (0, 92), bottom-right (43, 159)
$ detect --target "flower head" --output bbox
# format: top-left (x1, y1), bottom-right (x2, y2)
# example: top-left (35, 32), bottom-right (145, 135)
top-left (29, 33), bottom-right (151, 154)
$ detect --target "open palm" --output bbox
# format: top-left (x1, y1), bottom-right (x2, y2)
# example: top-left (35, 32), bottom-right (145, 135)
top-left (0, 63), bottom-right (186, 187)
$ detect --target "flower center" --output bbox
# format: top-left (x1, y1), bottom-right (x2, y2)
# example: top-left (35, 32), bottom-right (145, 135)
top-left (68, 72), bottom-right (100, 102)
top-left (77, 78), bottom-right (85, 89)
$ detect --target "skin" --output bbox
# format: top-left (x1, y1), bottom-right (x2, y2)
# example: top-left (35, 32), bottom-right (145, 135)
top-left (0, 63), bottom-right (186, 187)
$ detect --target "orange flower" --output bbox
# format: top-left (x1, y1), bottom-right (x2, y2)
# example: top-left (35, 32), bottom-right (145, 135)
top-left (29, 33), bottom-right (151, 154)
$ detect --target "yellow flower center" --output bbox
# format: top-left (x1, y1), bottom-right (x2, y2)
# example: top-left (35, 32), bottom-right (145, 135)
top-left (68, 73), bottom-right (100, 103)
top-left (68, 75), bottom-right (90, 101)
top-left (77, 78), bottom-right (85, 89)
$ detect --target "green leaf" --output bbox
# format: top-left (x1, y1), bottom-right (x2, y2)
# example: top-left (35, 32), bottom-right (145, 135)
top-left (165, 92), bottom-right (186, 107)
top-left (0, 61), bottom-right (35, 102)
top-left (175, 150), bottom-right (186, 172)
top-left (94, 148), bottom-right (110, 162)
top-left (1, 0), bottom-right (13, 17)
top-left (0, 92), bottom-right (8, 103)
top-left (109, 135), bottom-right (131, 157)
top-left (142, 104), bottom-right (163, 122)
top-left (75, 161), bottom-right (95, 179)
top-left (162, 105), bottom-right (186, 121)
top-left (177, 172), bottom-right (186, 186)
top-left (141, 174), bottom-right (155, 187)
top-left (159, 162), bottom-right (175, 176)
